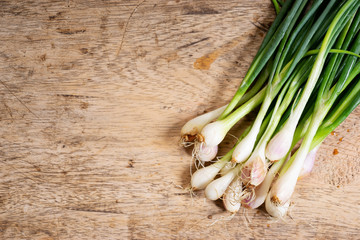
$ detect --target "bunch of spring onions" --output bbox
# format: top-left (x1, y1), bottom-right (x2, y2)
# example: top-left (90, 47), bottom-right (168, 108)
top-left (180, 0), bottom-right (360, 217)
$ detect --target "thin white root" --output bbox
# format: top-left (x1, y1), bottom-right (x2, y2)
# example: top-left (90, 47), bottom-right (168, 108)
top-left (240, 187), bottom-right (256, 207)
top-left (223, 177), bottom-right (242, 213)
top-left (190, 141), bottom-right (205, 176)
top-left (208, 213), bottom-right (236, 227)
top-left (179, 135), bottom-right (196, 148)
top-left (184, 186), bottom-right (197, 205)
top-left (240, 165), bottom-right (251, 184)
top-left (220, 161), bottom-right (237, 176)
top-left (227, 132), bottom-right (239, 142)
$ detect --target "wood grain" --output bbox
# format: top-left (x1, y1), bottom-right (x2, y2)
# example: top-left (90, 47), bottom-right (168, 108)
top-left (0, 0), bottom-right (359, 239)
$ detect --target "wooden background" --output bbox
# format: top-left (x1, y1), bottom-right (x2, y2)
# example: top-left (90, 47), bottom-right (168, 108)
top-left (0, 0), bottom-right (359, 239)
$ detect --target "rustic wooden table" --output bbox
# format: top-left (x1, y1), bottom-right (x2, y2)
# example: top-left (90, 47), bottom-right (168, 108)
top-left (1, 0), bottom-right (359, 239)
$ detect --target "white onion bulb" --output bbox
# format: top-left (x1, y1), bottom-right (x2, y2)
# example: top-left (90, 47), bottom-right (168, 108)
top-left (299, 145), bottom-right (319, 179)
top-left (196, 143), bottom-right (218, 162)
top-left (205, 167), bottom-right (239, 201)
top-left (241, 151), bottom-right (267, 186)
top-left (223, 177), bottom-right (242, 213)
top-left (181, 105), bottom-right (227, 138)
top-left (200, 120), bottom-right (229, 147)
top-left (266, 125), bottom-right (295, 161)
top-left (265, 192), bottom-right (290, 218)
top-left (191, 159), bottom-right (227, 190)
top-left (232, 130), bottom-right (258, 163)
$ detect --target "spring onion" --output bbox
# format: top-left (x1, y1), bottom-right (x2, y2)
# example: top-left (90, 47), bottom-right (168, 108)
top-left (179, 0), bottom-right (360, 218)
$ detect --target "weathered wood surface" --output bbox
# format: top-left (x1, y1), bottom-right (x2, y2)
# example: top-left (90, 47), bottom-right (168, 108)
top-left (0, 0), bottom-right (359, 239)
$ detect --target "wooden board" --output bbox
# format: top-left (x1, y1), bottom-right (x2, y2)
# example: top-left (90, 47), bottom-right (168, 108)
top-left (0, 0), bottom-right (359, 239)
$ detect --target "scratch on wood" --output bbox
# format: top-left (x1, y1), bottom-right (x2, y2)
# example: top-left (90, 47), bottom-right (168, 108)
top-left (49, 12), bottom-right (62, 20)
top-left (0, 79), bottom-right (38, 118)
top-left (1, 163), bottom-right (44, 183)
top-left (127, 159), bottom-right (134, 168)
top-left (80, 48), bottom-right (89, 54)
top-left (93, 144), bottom-right (107, 156)
top-left (116, 0), bottom-right (146, 56)
top-left (80, 101), bottom-right (89, 109)
top-left (3, 102), bottom-right (13, 120)
top-left (174, 192), bottom-right (188, 196)
top-left (183, 6), bottom-right (220, 15)
top-left (64, 207), bottom-right (124, 215)
top-left (39, 54), bottom-right (46, 61)
top-left (57, 94), bottom-right (93, 99)
top-left (257, 21), bottom-right (270, 31)
top-left (56, 28), bottom-right (86, 35)
top-left (250, 21), bottom-right (268, 32)
top-left (177, 37), bottom-right (210, 49)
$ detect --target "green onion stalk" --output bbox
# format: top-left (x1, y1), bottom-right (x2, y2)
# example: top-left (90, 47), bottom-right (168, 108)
top-left (181, 0), bottom-right (360, 217)
top-left (266, 0), bottom-right (360, 217)
top-left (245, 75), bottom-right (360, 211)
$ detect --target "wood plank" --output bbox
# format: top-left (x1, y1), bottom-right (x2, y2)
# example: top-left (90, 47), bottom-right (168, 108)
top-left (0, 0), bottom-right (359, 239)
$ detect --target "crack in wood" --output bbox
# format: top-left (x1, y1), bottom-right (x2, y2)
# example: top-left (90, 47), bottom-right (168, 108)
top-left (250, 21), bottom-right (269, 32)
top-left (183, 6), bottom-right (220, 15)
top-left (56, 94), bottom-right (94, 99)
top-left (64, 207), bottom-right (125, 215)
top-left (116, 0), bottom-right (146, 56)
top-left (0, 79), bottom-right (38, 118)
top-left (177, 37), bottom-right (210, 49)
top-left (56, 28), bottom-right (86, 35)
